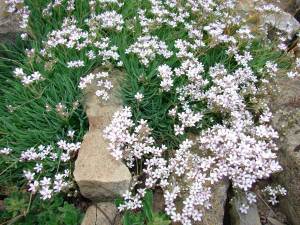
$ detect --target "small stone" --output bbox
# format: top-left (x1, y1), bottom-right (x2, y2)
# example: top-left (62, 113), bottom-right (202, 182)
top-left (230, 192), bottom-right (262, 225)
top-left (81, 202), bottom-right (121, 225)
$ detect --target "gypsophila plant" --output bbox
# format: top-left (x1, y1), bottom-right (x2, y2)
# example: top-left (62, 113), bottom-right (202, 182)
top-left (1, 0), bottom-right (299, 224)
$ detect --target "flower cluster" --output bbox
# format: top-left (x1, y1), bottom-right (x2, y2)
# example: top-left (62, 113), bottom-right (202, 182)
top-left (136, 1), bottom-right (189, 33)
top-left (20, 136), bottom-right (80, 200)
top-left (263, 185), bottom-right (287, 205)
top-left (4, 0), bottom-right (298, 224)
top-left (126, 35), bottom-right (172, 66)
top-left (79, 72), bottom-right (113, 101)
top-left (157, 64), bottom-right (174, 91)
top-left (174, 105), bottom-right (203, 136)
top-left (45, 17), bottom-right (90, 51)
top-left (0, 147), bottom-right (12, 155)
top-left (67, 60), bottom-right (85, 68)
top-left (24, 169), bottom-right (70, 200)
top-left (88, 11), bottom-right (124, 31)
top-left (13, 68), bottom-right (43, 85)
top-left (238, 192), bottom-right (257, 214)
top-left (43, 16), bottom-right (122, 66)
top-left (20, 140), bottom-right (80, 163)
top-left (103, 107), bottom-right (167, 166)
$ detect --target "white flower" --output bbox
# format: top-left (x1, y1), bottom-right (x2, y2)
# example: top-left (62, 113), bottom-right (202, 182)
top-left (79, 72), bottom-right (112, 101)
top-left (239, 204), bottom-right (249, 214)
top-left (39, 186), bottom-right (53, 200)
top-left (53, 174), bottom-right (68, 192)
top-left (95, 11), bottom-right (124, 31)
top-left (13, 68), bottom-right (43, 85)
top-left (134, 92), bottom-right (144, 102)
top-left (23, 170), bottom-right (35, 182)
top-left (263, 185), bottom-right (287, 205)
top-left (174, 124), bottom-right (184, 136)
top-left (246, 192), bottom-right (257, 204)
top-left (0, 147), bottom-right (12, 155)
top-left (28, 181), bottom-right (39, 193)
top-left (158, 64), bottom-right (174, 91)
top-left (40, 177), bottom-right (51, 187)
top-left (67, 130), bottom-right (75, 139)
top-left (168, 107), bottom-right (177, 117)
top-left (34, 163), bottom-right (43, 173)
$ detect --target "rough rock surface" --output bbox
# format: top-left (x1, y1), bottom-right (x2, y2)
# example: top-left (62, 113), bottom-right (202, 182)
top-left (0, 1), bottom-right (20, 41)
top-left (262, 12), bottom-right (300, 36)
top-left (74, 71), bottom-right (131, 202)
top-left (230, 192), bottom-right (262, 225)
top-left (238, 0), bottom-right (300, 15)
top-left (199, 180), bottom-right (230, 225)
top-left (171, 180), bottom-right (229, 225)
top-left (81, 202), bottom-right (121, 225)
top-left (271, 77), bottom-right (300, 225)
top-left (237, 0), bottom-right (300, 37)
top-left (277, 0), bottom-right (300, 15)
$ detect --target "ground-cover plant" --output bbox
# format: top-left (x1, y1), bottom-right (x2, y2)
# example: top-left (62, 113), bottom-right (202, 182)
top-left (116, 190), bottom-right (171, 225)
top-left (0, 0), bottom-right (299, 224)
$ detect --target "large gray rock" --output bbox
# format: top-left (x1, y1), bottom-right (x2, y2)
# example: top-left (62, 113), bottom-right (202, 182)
top-left (81, 202), bottom-right (121, 225)
top-left (271, 78), bottom-right (300, 225)
top-left (74, 71), bottom-right (131, 202)
top-left (230, 192), bottom-right (262, 225)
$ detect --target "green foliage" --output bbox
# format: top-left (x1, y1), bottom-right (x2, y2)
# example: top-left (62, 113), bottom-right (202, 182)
top-left (116, 190), bottom-right (171, 225)
top-left (1, 193), bottom-right (83, 225)
top-left (4, 192), bottom-right (28, 218)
